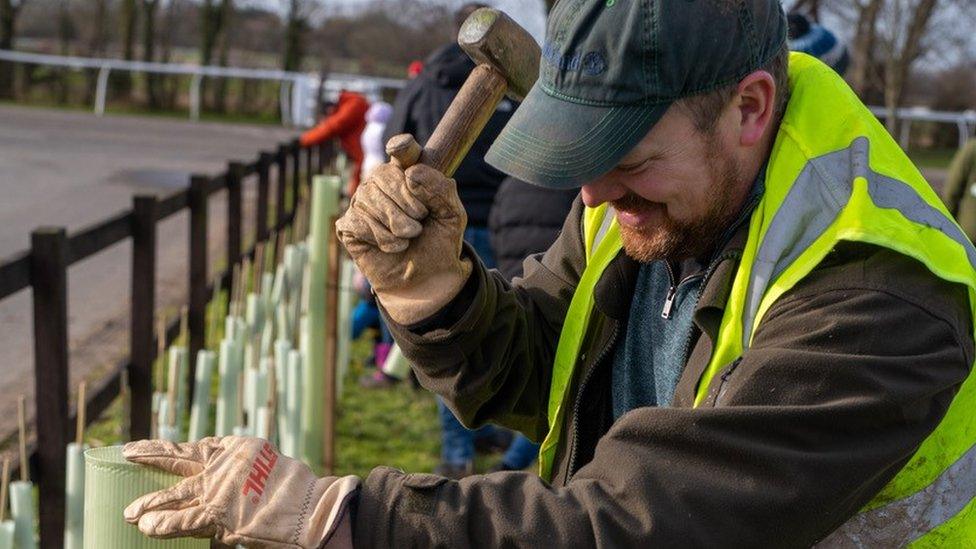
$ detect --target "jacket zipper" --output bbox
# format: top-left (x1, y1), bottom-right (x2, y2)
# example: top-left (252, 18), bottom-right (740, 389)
top-left (566, 321), bottom-right (620, 481)
top-left (662, 262), bottom-right (702, 320)
top-left (714, 358), bottom-right (743, 406)
top-left (566, 252), bottom-right (741, 479)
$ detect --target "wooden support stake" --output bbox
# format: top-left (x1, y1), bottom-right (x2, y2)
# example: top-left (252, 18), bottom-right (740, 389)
top-left (323, 215), bottom-right (341, 475)
top-left (17, 396), bottom-right (27, 482)
top-left (188, 175), bottom-right (209, 401)
top-left (227, 162), bottom-right (244, 271)
top-left (30, 226), bottom-right (69, 547)
top-left (230, 264), bottom-right (241, 317)
top-left (1, 457), bottom-right (9, 522)
top-left (209, 277), bottom-right (222, 349)
top-left (276, 145), bottom-right (288, 228)
top-left (291, 140), bottom-right (301, 215)
top-left (120, 368), bottom-right (131, 441)
top-left (75, 382), bottom-right (86, 446)
top-left (257, 153), bottom-right (272, 244)
top-left (130, 195), bottom-right (157, 440)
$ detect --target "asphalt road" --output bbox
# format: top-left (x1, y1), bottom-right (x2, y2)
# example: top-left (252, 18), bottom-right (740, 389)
top-left (0, 105), bottom-right (296, 444)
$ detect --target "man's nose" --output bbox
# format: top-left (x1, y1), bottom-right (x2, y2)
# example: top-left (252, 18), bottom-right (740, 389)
top-left (581, 176), bottom-right (626, 208)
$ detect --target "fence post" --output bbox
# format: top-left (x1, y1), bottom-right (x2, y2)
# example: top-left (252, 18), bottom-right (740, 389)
top-left (306, 141), bottom-right (315, 190)
top-left (227, 162), bottom-right (244, 269)
top-left (276, 144), bottom-right (288, 228)
top-left (30, 226), bottom-right (69, 549)
top-left (129, 196), bottom-right (157, 440)
top-left (188, 176), bottom-right (209, 396)
top-left (317, 142), bottom-right (327, 175)
top-left (291, 139), bottom-right (301, 215)
top-left (257, 153), bottom-right (272, 244)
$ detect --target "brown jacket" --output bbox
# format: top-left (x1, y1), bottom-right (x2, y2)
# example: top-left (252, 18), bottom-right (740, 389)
top-left (354, 197), bottom-right (973, 548)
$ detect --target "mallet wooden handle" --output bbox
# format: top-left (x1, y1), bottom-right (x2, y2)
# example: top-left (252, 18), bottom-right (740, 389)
top-left (387, 66), bottom-right (508, 176)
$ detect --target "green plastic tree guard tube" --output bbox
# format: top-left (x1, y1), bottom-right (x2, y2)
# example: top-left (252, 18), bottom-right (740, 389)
top-left (157, 399), bottom-right (180, 442)
top-left (224, 316), bottom-right (237, 343)
top-left (275, 303), bottom-right (291, 346)
top-left (168, 347), bottom-right (189, 435)
top-left (0, 521), bottom-right (13, 549)
top-left (255, 407), bottom-right (271, 440)
top-left (271, 264), bottom-right (287, 309)
top-left (336, 257), bottom-right (357, 387)
top-left (382, 344), bottom-right (412, 381)
top-left (245, 294), bottom-right (264, 340)
top-left (10, 480), bottom-right (35, 549)
top-left (302, 175), bottom-right (341, 470)
top-left (215, 339), bottom-right (242, 437)
top-left (188, 350), bottom-right (217, 442)
top-left (83, 446), bottom-right (208, 549)
top-left (273, 339), bottom-right (291, 442)
top-left (284, 349), bottom-right (304, 458)
top-left (65, 442), bottom-right (89, 549)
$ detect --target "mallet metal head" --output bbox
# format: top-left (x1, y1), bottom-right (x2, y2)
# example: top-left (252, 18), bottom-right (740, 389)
top-left (458, 8), bottom-right (541, 102)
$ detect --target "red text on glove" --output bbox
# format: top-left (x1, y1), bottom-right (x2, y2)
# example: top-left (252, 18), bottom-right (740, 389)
top-left (242, 442), bottom-right (279, 502)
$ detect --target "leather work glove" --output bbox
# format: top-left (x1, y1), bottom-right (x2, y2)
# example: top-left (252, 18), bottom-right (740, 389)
top-left (335, 134), bottom-right (472, 326)
top-left (123, 436), bottom-right (359, 549)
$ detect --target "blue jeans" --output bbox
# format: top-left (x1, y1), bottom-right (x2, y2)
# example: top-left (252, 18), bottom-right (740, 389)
top-left (501, 434), bottom-right (540, 470)
top-left (438, 399), bottom-right (499, 465)
top-left (439, 227), bottom-right (497, 465)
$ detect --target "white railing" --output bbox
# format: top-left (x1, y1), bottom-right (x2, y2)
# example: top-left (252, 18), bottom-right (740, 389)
top-left (0, 49), bottom-right (405, 126)
top-left (869, 105), bottom-right (976, 149)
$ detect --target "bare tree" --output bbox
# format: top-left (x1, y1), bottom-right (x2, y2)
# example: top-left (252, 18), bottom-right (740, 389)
top-left (142, 0), bottom-right (160, 107)
top-left (212, 0), bottom-right (233, 112)
top-left (281, 0), bottom-right (306, 72)
top-left (114, 0), bottom-right (138, 97)
top-left (0, 0), bottom-right (26, 97)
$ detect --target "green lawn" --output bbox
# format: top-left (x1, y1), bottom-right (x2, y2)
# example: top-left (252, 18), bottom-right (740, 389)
top-left (908, 148), bottom-right (958, 170)
top-left (84, 329), bottom-right (450, 477)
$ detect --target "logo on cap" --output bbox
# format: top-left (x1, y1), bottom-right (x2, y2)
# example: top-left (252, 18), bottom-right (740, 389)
top-left (582, 52), bottom-right (608, 76)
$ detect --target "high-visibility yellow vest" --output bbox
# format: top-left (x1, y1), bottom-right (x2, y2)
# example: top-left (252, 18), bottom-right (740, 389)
top-left (539, 52), bottom-right (976, 546)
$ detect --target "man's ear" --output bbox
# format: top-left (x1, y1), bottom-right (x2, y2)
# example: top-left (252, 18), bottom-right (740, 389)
top-left (735, 70), bottom-right (777, 148)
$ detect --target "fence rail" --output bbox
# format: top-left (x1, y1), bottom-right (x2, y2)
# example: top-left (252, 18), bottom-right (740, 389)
top-left (0, 49), bottom-right (405, 125)
top-left (0, 133), bottom-right (336, 547)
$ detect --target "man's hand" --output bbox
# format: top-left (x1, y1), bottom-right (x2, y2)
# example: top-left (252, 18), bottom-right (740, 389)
top-left (123, 437), bottom-right (359, 549)
top-left (335, 134), bottom-right (472, 325)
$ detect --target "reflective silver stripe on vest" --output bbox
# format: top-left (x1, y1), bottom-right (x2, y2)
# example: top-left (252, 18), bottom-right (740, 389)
top-left (591, 206), bottom-right (616, 257)
top-left (817, 442), bottom-right (976, 547)
top-left (742, 136), bottom-right (976, 543)
top-left (742, 137), bottom-right (976, 346)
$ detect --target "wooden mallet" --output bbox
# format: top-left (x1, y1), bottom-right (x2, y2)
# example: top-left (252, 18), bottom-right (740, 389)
top-left (386, 8), bottom-right (541, 175)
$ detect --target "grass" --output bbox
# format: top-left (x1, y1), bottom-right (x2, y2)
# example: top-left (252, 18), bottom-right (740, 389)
top-left (82, 328), bottom-right (449, 477)
top-left (908, 148), bottom-right (958, 170)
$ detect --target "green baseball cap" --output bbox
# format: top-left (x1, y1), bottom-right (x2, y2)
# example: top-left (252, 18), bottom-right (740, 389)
top-left (486, 0), bottom-right (787, 189)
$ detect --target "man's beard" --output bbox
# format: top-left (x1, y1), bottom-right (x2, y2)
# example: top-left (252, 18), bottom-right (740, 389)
top-left (613, 148), bottom-right (744, 263)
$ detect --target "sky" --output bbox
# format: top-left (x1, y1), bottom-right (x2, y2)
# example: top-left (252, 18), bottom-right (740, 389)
top-left (326, 0), bottom-right (549, 44)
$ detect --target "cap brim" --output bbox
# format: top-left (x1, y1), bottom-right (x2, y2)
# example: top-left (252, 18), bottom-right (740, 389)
top-left (486, 84), bottom-right (669, 189)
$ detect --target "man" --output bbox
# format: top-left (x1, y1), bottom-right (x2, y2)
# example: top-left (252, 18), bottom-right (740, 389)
top-left (123, 1), bottom-right (976, 547)
top-left (382, 1), bottom-right (518, 478)
top-left (942, 139), bottom-right (976, 241)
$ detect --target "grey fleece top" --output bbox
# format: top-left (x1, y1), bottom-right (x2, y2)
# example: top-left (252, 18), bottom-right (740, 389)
top-left (611, 174), bottom-right (765, 415)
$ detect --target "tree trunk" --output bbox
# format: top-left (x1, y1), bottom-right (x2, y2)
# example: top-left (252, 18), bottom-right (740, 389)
top-left (544, 0), bottom-right (557, 13)
top-left (212, 0), bottom-right (232, 113)
top-left (83, 0), bottom-right (107, 103)
top-left (142, 0), bottom-right (159, 108)
top-left (849, 0), bottom-right (883, 98)
top-left (113, 0), bottom-right (137, 99)
top-left (0, 0), bottom-right (20, 99)
top-left (282, 0), bottom-right (304, 72)
top-left (883, 0), bottom-right (939, 135)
